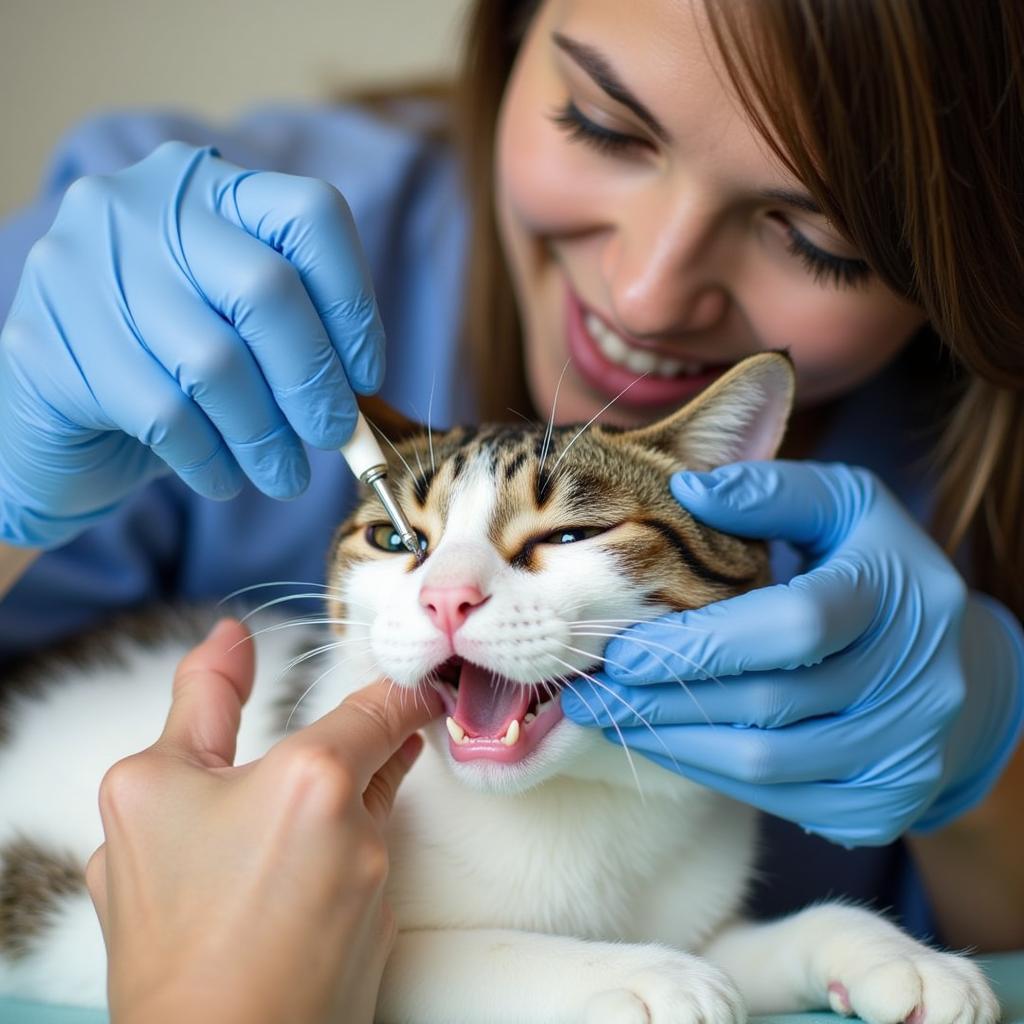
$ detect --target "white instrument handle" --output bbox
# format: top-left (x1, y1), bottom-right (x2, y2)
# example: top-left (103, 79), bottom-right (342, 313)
top-left (340, 411), bottom-right (386, 481)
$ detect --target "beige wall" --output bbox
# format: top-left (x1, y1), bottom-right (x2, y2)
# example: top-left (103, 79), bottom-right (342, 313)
top-left (0, 0), bottom-right (471, 217)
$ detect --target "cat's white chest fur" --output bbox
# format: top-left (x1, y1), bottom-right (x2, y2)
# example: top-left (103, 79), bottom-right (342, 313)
top-left (385, 739), bottom-right (756, 948)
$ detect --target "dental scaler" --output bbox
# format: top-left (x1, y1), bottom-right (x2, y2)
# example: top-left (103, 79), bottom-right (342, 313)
top-left (340, 412), bottom-right (421, 560)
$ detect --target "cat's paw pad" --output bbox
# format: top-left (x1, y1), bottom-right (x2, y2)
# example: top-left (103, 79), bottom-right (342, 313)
top-left (585, 960), bottom-right (746, 1024)
top-left (827, 948), bottom-right (999, 1024)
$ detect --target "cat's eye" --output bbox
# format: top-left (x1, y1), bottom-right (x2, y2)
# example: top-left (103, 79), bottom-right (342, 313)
top-left (543, 526), bottom-right (607, 545)
top-left (365, 523), bottom-right (429, 554)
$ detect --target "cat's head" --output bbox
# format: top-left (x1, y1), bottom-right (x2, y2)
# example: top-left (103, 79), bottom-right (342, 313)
top-left (327, 352), bottom-right (794, 795)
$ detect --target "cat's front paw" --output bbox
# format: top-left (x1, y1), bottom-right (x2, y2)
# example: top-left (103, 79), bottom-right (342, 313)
top-left (584, 952), bottom-right (746, 1024)
top-left (825, 943), bottom-right (999, 1024)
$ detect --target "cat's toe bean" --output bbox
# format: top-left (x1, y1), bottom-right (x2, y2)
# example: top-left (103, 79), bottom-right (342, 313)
top-left (845, 957), bottom-right (923, 1024)
top-left (837, 950), bottom-right (999, 1024)
top-left (827, 981), bottom-right (853, 1016)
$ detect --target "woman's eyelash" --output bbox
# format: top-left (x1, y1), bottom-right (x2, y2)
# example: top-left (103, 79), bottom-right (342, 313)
top-left (783, 223), bottom-right (872, 289)
top-left (549, 100), bottom-right (642, 156)
top-left (552, 100), bottom-right (869, 291)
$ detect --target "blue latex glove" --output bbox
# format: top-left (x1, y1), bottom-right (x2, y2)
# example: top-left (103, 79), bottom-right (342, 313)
top-left (562, 461), bottom-right (1024, 846)
top-left (0, 141), bottom-right (385, 548)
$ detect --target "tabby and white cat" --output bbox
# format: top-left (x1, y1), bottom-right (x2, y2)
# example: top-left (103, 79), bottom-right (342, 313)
top-left (0, 353), bottom-right (998, 1023)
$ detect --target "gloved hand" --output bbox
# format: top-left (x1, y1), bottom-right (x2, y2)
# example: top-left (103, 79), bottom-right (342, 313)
top-left (0, 141), bottom-right (385, 548)
top-left (562, 461), bottom-right (1024, 846)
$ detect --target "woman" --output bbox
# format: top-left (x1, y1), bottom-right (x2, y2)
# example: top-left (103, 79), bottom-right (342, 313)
top-left (0, 0), bottom-right (1021, 1019)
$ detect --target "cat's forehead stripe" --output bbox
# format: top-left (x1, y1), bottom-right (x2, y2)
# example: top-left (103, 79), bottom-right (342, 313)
top-left (442, 458), bottom-right (500, 543)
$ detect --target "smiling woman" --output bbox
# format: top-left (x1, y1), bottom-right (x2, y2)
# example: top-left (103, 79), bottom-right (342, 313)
top-left (468, 0), bottom-right (925, 426)
top-left (1, 0), bottom-right (1023, 1018)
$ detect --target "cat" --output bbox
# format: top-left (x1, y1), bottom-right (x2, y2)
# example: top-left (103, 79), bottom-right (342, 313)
top-left (0, 352), bottom-right (999, 1023)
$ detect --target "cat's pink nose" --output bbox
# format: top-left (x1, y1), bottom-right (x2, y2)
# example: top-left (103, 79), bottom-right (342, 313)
top-left (419, 584), bottom-right (489, 636)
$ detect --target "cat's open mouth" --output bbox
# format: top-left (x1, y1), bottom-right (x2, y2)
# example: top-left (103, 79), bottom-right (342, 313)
top-left (429, 657), bottom-right (567, 765)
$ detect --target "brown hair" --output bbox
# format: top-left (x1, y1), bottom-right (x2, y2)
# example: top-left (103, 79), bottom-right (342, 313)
top-left (453, 0), bottom-right (1024, 620)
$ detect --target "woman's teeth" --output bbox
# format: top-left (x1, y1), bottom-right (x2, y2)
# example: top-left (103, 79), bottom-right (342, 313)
top-left (584, 313), bottom-right (704, 378)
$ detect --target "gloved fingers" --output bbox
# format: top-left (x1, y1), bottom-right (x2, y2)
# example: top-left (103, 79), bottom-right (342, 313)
top-left (606, 717), bottom-right (866, 786)
top-left (225, 170), bottom-right (385, 395)
top-left (136, 287), bottom-right (310, 499)
top-left (602, 561), bottom-right (876, 683)
top-left (561, 658), bottom-right (861, 729)
top-left (11, 289), bottom-right (246, 502)
top-left (619, 748), bottom-right (910, 846)
top-left (670, 460), bottom-right (876, 558)
top-left (92, 343), bottom-right (245, 501)
top-left (181, 213), bottom-right (361, 451)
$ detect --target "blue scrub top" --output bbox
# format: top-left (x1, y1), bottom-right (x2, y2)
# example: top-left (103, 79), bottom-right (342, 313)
top-left (0, 103), bottom-right (940, 940)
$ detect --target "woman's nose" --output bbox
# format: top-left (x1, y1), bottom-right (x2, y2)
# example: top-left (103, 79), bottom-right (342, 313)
top-left (601, 192), bottom-right (730, 337)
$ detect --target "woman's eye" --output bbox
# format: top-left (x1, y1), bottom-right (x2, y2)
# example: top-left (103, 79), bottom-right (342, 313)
top-left (771, 214), bottom-right (872, 289)
top-left (543, 526), bottom-right (607, 545)
top-left (365, 524), bottom-right (428, 553)
top-left (549, 100), bottom-right (646, 157)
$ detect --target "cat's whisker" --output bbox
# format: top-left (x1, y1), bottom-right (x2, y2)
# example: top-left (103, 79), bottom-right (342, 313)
top-left (544, 372), bottom-right (650, 488)
top-left (283, 647), bottom-right (382, 733)
top-left (427, 371), bottom-right (437, 475)
top-left (561, 636), bottom-right (715, 729)
top-left (567, 617), bottom-right (711, 634)
top-left (236, 592), bottom-right (357, 621)
top-left (281, 635), bottom-right (374, 676)
top-left (366, 415), bottom-right (417, 484)
top-left (539, 358), bottom-right (571, 482)
top-left (219, 579), bottom-right (345, 604)
top-left (548, 654), bottom-right (647, 803)
top-left (404, 408), bottom-right (427, 478)
top-left (553, 644), bottom-right (690, 768)
top-left (569, 629), bottom-right (725, 691)
top-left (556, 677), bottom-right (601, 727)
top-left (505, 407), bottom-right (537, 426)
top-left (232, 617), bottom-right (373, 650)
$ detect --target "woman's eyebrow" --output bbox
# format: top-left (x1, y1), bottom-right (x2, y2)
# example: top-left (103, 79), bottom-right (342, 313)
top-left (552, 32), bottom-right (670, 142)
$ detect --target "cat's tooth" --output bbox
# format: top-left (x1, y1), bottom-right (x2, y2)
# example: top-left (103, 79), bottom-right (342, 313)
top-left (524, 712), bottom-right (536, 724)
top-left (446, 717), bottom-right (467, 743)
top-left (501, 719), bottom-right (521, 746)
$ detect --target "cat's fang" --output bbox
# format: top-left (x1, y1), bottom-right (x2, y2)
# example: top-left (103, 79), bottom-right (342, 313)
top-left (502, 719), bottom-right (521, 746)
top-left (446, 717), bottom-right (467, 743)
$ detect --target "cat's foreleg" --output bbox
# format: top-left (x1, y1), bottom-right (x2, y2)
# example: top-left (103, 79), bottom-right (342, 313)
top-left (702, 905), bottom-right (999, 1024)
top-left (377, 927), bottom-right (745, 1024)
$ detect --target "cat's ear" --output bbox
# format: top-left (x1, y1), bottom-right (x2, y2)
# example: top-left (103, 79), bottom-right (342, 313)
top-left (356, 395), bottom-right (427, 445)
top-left (623, 352), bottom-right (795, 470)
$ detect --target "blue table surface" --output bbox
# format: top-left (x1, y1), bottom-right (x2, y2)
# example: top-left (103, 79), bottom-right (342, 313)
top-left (0, 952), bottom-right (1020, 1024)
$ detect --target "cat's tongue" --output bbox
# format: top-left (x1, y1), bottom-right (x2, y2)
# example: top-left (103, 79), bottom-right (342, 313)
top-left (453, 662), bottom-right (531, 738)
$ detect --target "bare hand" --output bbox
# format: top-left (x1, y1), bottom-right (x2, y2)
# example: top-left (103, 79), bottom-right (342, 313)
top-left (86, 618), bottom-right (442, 1024)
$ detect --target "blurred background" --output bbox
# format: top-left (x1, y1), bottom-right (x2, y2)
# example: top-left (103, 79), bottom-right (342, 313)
top-left (0, 0), bottom-right (471, 217)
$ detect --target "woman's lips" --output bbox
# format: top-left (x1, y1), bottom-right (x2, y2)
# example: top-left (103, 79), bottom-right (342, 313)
top-left (564, 287), bottom-right (731, 408)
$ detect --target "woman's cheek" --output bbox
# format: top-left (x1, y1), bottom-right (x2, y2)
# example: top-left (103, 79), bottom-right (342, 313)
top-left (750, 287), bottom-right (925, 404)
